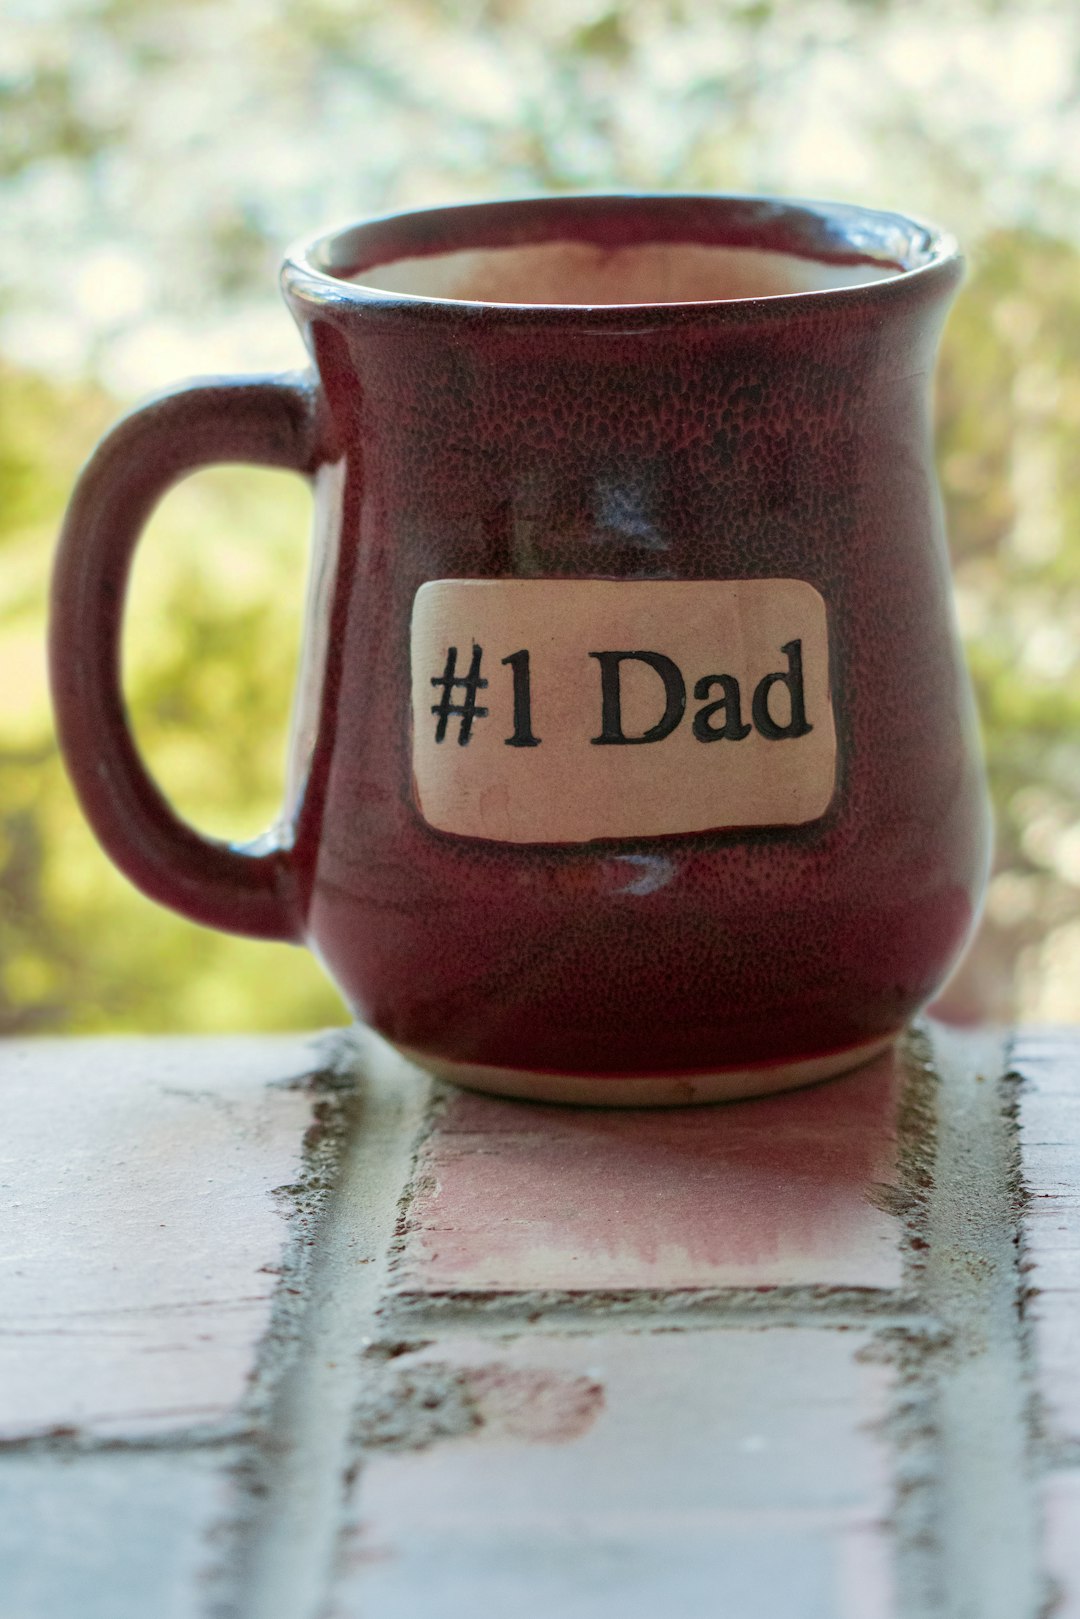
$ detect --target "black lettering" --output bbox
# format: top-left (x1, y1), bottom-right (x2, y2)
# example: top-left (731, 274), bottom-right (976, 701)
top-left (692, 674), bottom-right (751, 742)
top-left (589, 651), bottom-right (686, 745)
top-left (502, 649), bottom-right (540, 747)
top-left (430, 644), bottom-right (488, 745)
top-left (751, 639), bottom-right (813, 739)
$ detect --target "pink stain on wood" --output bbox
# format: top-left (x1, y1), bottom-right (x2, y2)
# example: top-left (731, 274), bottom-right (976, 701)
top-left (463, 1365), bottom-right (605, 1444)
top-left (398, 1049), bottom-right (904, 1292)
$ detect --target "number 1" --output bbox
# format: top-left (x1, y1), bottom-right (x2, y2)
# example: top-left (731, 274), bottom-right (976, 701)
top-left (502, 650), bottom-right (540, 747)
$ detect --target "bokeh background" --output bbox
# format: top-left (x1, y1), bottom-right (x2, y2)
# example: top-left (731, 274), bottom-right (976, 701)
top-left (2, 0), bottom-right (1079, 1035)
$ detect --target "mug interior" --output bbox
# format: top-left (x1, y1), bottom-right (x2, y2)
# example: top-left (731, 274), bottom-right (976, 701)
top-left (354, 242), bottom-right (899, 304)
top-left (301, 195), bottom-right (950, 309)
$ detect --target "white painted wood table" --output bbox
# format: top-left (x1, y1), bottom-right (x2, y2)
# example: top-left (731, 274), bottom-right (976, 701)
top-left (1, 1022), bottom-right (1076, 1618)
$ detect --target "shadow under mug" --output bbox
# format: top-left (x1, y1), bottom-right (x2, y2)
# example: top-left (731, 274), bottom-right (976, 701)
top-left (50, 193), bottom-right (992, 1105)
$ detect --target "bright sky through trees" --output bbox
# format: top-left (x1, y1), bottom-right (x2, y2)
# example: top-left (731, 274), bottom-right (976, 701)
top-left (2, 0), bottom-right (1079, 1031)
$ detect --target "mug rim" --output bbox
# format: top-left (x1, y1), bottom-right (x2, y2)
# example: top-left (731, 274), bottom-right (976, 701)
top-left (281, 191), bottom-right (961, 321)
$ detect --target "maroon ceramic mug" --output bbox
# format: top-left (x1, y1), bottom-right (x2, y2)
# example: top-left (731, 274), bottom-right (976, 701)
top-left (50, 194), bottom-right (991, 1104)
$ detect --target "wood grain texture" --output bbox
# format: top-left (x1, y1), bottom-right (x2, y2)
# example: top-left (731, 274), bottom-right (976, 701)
top-left (0, 1036), bottom-right (323, 1439)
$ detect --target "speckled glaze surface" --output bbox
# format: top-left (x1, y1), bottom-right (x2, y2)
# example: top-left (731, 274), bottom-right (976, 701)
top-left (51, 195), bottom-right (991, 1098)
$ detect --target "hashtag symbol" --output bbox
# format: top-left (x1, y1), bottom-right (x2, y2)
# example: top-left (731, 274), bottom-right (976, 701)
top-left (430, 644), bottom-right (489, 745)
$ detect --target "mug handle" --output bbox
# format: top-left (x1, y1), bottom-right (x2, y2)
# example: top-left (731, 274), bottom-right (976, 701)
top-left (49, 372), bottom-right (329, 943)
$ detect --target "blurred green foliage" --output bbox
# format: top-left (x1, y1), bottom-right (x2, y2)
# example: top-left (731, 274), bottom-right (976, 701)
top-left (0, 365), bottom-right (343, 1031)
top-left (2, 0), bottom-right (1080, 1031)
top-left (936, 229), bottom-right (1080, 1016)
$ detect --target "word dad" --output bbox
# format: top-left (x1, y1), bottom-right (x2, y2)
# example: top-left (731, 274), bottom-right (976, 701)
top-left (430, 640), bottom-right (812, 748)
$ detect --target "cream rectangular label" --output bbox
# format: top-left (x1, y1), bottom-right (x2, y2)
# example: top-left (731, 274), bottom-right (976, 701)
top-left (409, 579), bottom-right (836, 844)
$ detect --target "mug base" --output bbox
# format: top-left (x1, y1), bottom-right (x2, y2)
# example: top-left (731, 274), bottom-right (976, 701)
top-left (394, 1031), bottom-right (899, 1107)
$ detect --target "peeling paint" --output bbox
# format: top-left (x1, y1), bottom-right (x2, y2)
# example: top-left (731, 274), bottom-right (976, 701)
top-left (1, 1022), bottom-right (1067, 1619)
top-left (353, 1354), bottom-right (605, 1453)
